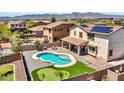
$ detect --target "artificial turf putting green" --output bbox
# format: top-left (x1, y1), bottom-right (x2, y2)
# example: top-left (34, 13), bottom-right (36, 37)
top-left (32, 60), bottom-right (96, 81)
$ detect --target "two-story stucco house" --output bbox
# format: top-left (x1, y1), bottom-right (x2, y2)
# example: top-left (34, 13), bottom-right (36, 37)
top-left (61, 24), bottom-right (124, 62)
top-left (8, 21), bottom-right (26, 31)
top-left (43, 21), bottom-right (74, 42)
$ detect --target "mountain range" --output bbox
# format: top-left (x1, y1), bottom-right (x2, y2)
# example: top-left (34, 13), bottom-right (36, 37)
top-left (0, 12), bottom-right (124, 20)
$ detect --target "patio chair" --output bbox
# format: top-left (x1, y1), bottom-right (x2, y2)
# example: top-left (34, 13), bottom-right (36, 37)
top-left (43, 47), bottom-right (47, 50)
top-left (54, 45), bottom-right (58, 50)
top-left (52, 46), bottom-right (55, 50)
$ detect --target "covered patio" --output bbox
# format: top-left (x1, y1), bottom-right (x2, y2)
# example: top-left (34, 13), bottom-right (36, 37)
top-left (61, 36), bottom-right (89, 56)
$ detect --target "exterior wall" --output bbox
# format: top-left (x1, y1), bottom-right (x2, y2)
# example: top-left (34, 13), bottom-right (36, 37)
top-left (29, 30), bottom-right (43, 37)
top-left (70, 26), bottom-right (88, 40)
top-left (69, 26), bottom-right (110, 61)
top-left (8, 23), bottom-right (26, 30)
top-left (44, 24), bottom-right (74, 43)
top-left (107, 69), bottom-right (118, 81)
top-left (43, 28), bottom-right (53, 42)
top-left (0, 52), bottom-right (21, 64)
top-left (108, 29), bottom-right (124, 61)
top-left (93, 35), bottom-right (109, 61)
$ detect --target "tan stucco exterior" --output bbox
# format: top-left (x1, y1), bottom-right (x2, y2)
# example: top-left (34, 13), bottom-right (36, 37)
top-left (108, 29), bottom-right (124, 61)
top-left (44, 24), bottom-right (74, 42)
top-left (70, 27), bottom-right (88, 40)
top-left (69, 26), bottom-right (124, 61)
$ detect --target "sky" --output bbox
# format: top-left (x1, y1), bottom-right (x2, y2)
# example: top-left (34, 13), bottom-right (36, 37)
top-left (0, 0), bottom-right (124, 17)
top-left (0, 12), bottom-right (124, 17)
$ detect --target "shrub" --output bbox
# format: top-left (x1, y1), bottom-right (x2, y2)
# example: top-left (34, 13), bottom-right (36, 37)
top-left (101, 74), bottom-right (109, 81)
top-left (0, 65), bottom-right (14, 75)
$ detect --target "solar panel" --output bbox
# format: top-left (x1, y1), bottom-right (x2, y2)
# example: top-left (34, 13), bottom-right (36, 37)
top-left (80, 24), bottom-right (88, 27)
top-left (91, 24), bottom-right (113, 33)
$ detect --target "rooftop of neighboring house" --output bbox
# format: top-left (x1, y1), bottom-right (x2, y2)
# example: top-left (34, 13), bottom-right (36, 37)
top-left (33, 20), bottom-right (51, 24)
top-left (0, 21), bottom-right (4, 25)
top-left (70, 24), bottom-right (122, 35)
top-left (44, 21), bottom-right (74, 29)
top-left (8, 21), bottom-right (26, 25)
top-left (28, 25), bottom-right (44, 31)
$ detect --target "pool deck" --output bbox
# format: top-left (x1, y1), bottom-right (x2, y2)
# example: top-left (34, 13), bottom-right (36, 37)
top-left (22, 50), bottom-right (53, 80)
top-left (22, 47), bottom-right (112, 80)
top-left (47, 47), bottom-right (112, 70)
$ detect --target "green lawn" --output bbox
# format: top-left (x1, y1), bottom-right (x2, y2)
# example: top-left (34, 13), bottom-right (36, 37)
top-left (0, 65), bottom-right (14, 81)
top-left (32, 60), bottom-right (96, 81)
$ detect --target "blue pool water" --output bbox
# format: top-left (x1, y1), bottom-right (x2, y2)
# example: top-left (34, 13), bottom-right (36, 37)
top-left (37, 52), bottom-right (71, 65)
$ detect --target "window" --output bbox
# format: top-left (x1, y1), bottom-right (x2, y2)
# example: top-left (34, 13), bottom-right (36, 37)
top-left (88, 46), bottom-right (96, 53)
top-left (54, 37), bottom-right (59, 41)
top-left (49, 29), bottom-right (51, 33)
top-left (11, 24), bottom-right (14, 27)
top-left (79, 32), bottom-right (83, 38)
top-left (109, 49), bottom-right (113, 57)
top-left (88, 33), bottom-right (94, 41)
top-left (67, 29), bottom-right (69, 32)
top-left (60, 28), bottom-right (63, 31)
top-left (74, 31), bottom-right (76, 36)
top-left (54, 29), bottom-right (56, 31)
top-left (19, 24), bottom-right (22, 27)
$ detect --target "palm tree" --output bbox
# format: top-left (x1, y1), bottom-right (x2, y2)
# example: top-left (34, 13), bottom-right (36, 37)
top-left (34, 40), bottom-right (41, 50)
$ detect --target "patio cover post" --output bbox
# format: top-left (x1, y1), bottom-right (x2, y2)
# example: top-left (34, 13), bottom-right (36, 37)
top-left (62, 41), bottom-right (64, 47)
top-left (77, 46), bottom-right (80, 56)
top-left (69, 43), bottom-right (71, 51)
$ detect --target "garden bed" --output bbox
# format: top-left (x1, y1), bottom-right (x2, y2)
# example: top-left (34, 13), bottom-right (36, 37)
top-left (0, 64), bottom-right (15, 81)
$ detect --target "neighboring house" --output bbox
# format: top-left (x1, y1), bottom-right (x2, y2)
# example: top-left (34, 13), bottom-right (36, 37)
top-left (8, 21), bottom-right (26, 31)
top-left (33, 20), bottom-right (51, 26)
top-left (61, 24), bottom-right (123, 61)
top-left (28, 25), bottom-right (44, 37)
top-left (43, 21), bottom-right (74, 42)
top-left (0, 21), bottom-right (5, 25)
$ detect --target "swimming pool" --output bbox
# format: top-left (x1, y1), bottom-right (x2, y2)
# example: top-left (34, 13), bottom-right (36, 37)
top-left (32, 51), bottom-right (76, 67)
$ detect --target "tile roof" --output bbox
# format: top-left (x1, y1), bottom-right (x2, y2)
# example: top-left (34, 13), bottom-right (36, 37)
top-left (44, 21), bottom-right (73, 28)
top-left (61, 36), bottom-right (88, 46)
top-left (28, 25), bottom-right (44, 32)
top-left (9, 21), bottom-right (25, 24)
top-left (1, 43), bottom-right (11, 48)
top-left (70, 24), bottom-right (122, 36)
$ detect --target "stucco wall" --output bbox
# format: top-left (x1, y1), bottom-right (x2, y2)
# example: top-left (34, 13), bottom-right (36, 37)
top-left (69, 26), bottom-right (110, 61)
top-left (43, 28), bottom-right (53, 42)
top-left (108, 29), bottom-right (124, 61)
top-left (70, 26), bottom-right (88, 40)
top-left (44, 24), bottom-right (74, 43)
top-left (94, 35), bottom-right (109, 61)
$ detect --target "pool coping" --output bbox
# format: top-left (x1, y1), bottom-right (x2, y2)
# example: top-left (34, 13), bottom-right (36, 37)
top-left (32, 51), bottom-right (76, 68)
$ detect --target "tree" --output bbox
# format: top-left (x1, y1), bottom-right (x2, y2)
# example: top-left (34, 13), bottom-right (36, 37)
top-left (51, 17), bottom-right (56, 22)
top-left (0, 25), bottom-right (12, 39)
top-left (34, 40), bottom-right (41, 50)
top-left (10, 35), bottom-right (20, 52)
top-left (26, 20), bottom-right (37, 28)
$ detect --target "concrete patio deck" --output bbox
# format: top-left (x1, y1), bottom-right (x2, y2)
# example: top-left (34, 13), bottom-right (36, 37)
top-left (47, 47), bottom-right (112, 70)
top-left (22, 47), bottom-right (113, 80)
top-left (22, 50), bottom-right (53, 80)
